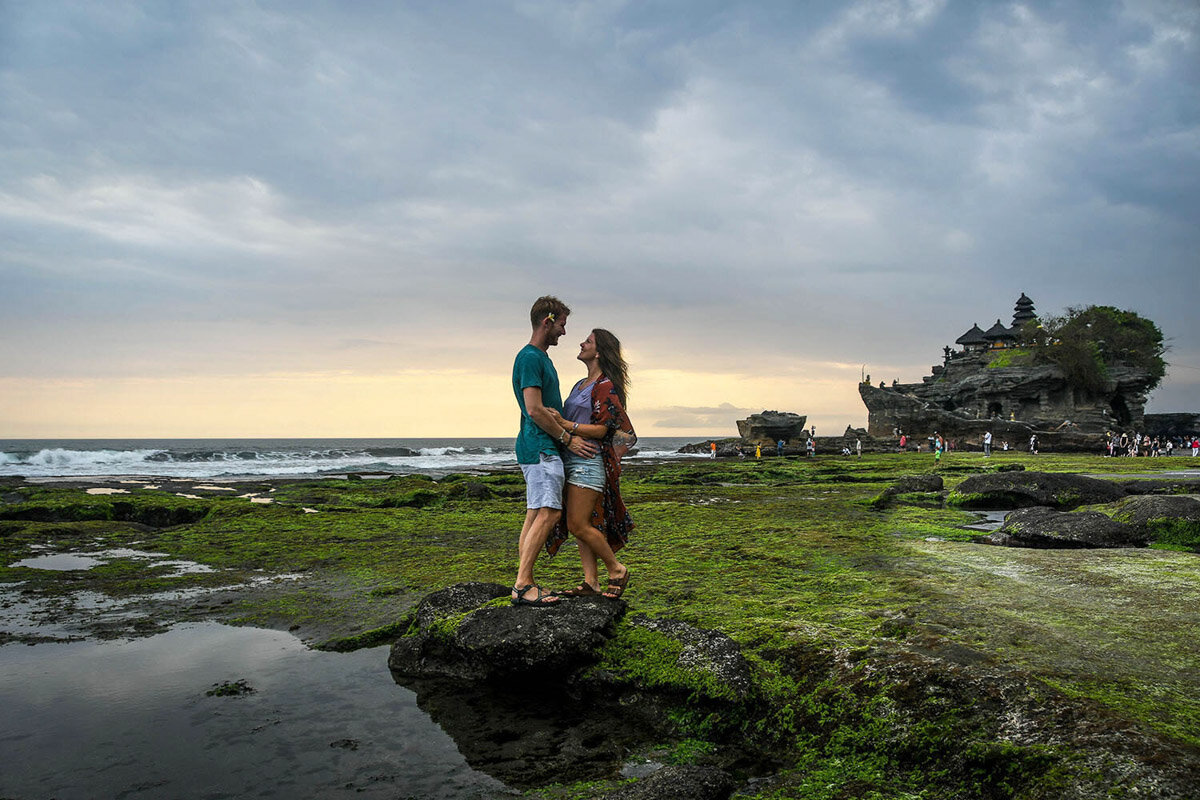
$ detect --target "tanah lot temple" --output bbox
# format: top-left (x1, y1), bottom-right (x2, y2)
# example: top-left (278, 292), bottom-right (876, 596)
top-left (856, 294), bottom-right (1161, 450)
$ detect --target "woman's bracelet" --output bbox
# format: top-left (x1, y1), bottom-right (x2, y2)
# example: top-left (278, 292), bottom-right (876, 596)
top-left (571, 422), bottom-right (579, 433)
top-left (559, 429), bottom-right (569, 444)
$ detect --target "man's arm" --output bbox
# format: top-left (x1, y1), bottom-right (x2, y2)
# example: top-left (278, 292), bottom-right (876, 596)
top-left (523, 386), bottom-right (597, 457)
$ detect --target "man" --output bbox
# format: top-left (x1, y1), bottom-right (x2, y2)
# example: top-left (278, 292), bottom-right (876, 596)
top-left (983, 430), bottom-right (992, 457)
top-left (511, 296), bottom-right (597, 606)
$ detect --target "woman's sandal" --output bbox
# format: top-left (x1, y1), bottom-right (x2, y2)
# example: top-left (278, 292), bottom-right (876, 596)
top-left (603, 569), bottom-right (630, 599)
top-left (557, 583), bottom-right (601, 598)
top-left (511, 584), bottom-right (559, 606)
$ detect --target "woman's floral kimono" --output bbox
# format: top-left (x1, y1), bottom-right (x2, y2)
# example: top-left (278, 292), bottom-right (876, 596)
top-left (546, 375), bottom-right (636, 556)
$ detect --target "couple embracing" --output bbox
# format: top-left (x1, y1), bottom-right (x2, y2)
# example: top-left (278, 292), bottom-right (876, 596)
top-left (510, 296), bottom-right (636, 607)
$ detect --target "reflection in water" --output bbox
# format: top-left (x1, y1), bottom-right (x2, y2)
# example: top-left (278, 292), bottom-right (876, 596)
top-left (961, 510), bottom-right (1011, 533)
top-left (0, 624), bottom-right (512, 800)
top-left (396, 677), bottom-right (650, 789)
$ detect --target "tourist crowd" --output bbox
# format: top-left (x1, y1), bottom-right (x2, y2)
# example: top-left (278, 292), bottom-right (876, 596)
top-left (1104, 432), bottom-right (1200, 457)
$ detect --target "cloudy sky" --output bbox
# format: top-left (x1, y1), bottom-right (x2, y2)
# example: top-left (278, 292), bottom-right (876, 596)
top-left (2, 0), bottom-right (1197, 439)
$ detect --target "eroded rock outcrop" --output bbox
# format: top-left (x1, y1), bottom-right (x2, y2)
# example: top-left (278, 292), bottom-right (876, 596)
top-left (858, 296), bottom-right (1165, 450)
top-left (735, 410), bottom-right (808, 445)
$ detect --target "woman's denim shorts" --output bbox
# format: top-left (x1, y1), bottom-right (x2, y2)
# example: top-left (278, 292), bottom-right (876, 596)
top-left (564, 451), bottom-right (605, 492)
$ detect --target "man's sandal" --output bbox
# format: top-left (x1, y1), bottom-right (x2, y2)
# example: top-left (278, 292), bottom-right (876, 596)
top-left (511, 584), bottom-right (559, 606)
top-left (603, 570), bottom-right (630, 599)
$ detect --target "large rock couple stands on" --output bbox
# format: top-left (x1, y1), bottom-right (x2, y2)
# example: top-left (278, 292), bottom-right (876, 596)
top-left (387, 582), bottom-right (750, 797)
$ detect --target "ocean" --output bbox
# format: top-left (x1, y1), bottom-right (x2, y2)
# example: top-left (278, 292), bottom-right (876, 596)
top-left (0, 437), bottom-right (706, 480)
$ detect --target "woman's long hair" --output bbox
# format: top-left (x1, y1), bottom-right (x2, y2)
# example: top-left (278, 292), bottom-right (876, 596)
top-left (593, 328), bottom-right (629, 406)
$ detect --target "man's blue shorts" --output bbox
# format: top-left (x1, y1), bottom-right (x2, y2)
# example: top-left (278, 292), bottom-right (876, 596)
top-left (520, 452), bottom-right (564, 509)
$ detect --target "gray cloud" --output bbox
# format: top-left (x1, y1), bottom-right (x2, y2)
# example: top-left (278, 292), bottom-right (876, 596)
top-left (639, 402), bottom-right (756, 430)
top-left (1, 0), bottom-right (1196, 424)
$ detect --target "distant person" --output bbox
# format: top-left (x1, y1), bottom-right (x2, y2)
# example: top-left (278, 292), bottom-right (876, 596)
top-left (1192, 436), bottom-right (1199, 457)
top-left (1029, 434), bottom-right (1039, 455)
top-left (544, 328), bottom-right (636, 600)
top-left (983, 430), bottom-right (992, 457)
top-left (777, 439), bottom-right (785, 457)
top-left (710, 441), bottom-right (717, 459)
top-left (755, 443), bottom-right (762, 459)
top-left (899, 434), bottom-right (907, 451)
top-left (934, 431), bottom-right (944, 462)
top-left (806, 438), bottom-right (815, 458)
top-left (1003, 441), bottom-right (1010, 452)
top-left (510, 296), bottom-right (595, 606)
top-left (855, 438), bottom-right (862, 457)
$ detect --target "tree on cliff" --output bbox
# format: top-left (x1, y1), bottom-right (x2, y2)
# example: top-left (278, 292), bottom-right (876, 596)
top-left (1023, 306), bottom-right (1167, 394)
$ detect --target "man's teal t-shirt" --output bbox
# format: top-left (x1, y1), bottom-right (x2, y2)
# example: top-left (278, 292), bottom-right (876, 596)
top-left (512, 344), bottom-right (563, 465)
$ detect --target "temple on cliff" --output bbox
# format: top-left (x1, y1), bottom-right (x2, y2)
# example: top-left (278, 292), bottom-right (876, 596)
top-left (857, 294), bottom-right (1159, 450)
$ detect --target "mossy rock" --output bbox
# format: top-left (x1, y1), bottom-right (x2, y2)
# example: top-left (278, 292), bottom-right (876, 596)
top-left (948, 471), bottom-right (1125, 510)
top-left (0, 496), bottom-right (211, 526)
top-left (1112, 495), bottom-right (1200, 551)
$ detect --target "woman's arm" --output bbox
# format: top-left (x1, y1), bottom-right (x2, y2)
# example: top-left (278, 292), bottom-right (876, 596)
top-left (547, 407), bottom-right (608, 441)
top-left (526, 388), bottom-right (598, 456)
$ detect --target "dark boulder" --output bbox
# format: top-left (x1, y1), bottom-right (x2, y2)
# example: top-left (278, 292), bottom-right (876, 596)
top-left (872, 473), bottom-right (945, 508)
top-left (389, 583), bottom-right (626, 683)
top-left (949, 471), bottom-right (1125, 510)
top-left (603, 765), bottom-right (735, 800)
top-left (983, 506), bottom-right (1146, 549)
top-left (446, 480), bottom-right (493, 500)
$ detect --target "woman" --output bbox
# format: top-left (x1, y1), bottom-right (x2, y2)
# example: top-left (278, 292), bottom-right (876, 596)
top-left (545, 328), bottom-right (636, 599)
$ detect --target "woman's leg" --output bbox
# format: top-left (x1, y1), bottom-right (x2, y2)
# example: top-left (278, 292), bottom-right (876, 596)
top-left (565, 483), bottom-right (625, 588)
top-left (577, 538), bottom-right (598, 591)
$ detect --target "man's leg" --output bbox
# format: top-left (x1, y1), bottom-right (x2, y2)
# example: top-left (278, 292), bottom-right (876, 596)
top-left (514, 506), bottom-right (560, 601)
top-left (513, 453), bottom-right (565, 602)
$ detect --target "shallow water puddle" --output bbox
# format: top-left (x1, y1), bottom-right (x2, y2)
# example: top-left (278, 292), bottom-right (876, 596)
top-left (11, 553), bottom-right (108, 570)
top-left (10, 548), bottom-right (214, 576)
top-left (960, 510), bottom-right (1010, 532)
top-left (85, 487), bottom-right (129, 495)
top-left (0, 623), bottom-right (511, 799)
